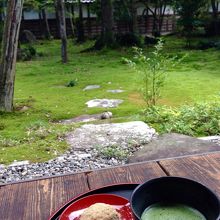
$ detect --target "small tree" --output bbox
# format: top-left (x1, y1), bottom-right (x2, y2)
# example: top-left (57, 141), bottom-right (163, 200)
top-left (124, 40), bottom-right (180, 106)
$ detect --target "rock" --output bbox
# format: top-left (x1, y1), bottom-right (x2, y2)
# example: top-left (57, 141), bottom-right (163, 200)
top-left (100, 112), bottom-right (113, 120)
top-left (59, 114), bottom-right (102, 124)
top-left (9, 160), bottom-right (29, 167)
top-left (86, 99), bottom-right (124, 108)
top-left (128, 133), bottom-right (220, 163)
top-left (0, 121), bottom-right (156, 184)
top-left (20, 30), bottom-right (37, 44)
top-left (77, 153), bottom-right (92, 159)
top-left (107, 90), bottom-right (124, 93)
top-left (198, 136), bottom-right (220, 142)
top-left (83, 85), bottom-right (100, 91)
top-left (66, 121), bottom-right (156, 151)
top-left (19, 106), bottom-right (29, 112)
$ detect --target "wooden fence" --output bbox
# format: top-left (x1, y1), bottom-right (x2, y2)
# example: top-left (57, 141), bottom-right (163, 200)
top-left (20, 15), bottom-right (176, 39)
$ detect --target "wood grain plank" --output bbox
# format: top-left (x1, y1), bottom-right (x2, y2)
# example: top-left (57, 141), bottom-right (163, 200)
top-left (159, 153), bottom-right (220, 197)
top-left (0, 173), bottom-right (89, 220)
top-left (88, 162), bottom-right (166, 190)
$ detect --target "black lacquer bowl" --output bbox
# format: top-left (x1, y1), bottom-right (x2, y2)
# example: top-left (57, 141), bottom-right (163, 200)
top-left (131, 177), bottom-right (220, 220)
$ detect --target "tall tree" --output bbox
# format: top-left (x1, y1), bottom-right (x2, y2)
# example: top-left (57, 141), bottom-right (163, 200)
top-left (210, 0), bottom-right (220, 35)
top-left (65, 1), bottom-right (75, 38)
top-left (77, 0), bottom-right (85, 42)
top-left (101, 0), bottom-right (115, 46)
top-left (0, 0), bottom-right (24, 112)
top-left (142, 0), bottom-right (172, 37)
top-left (130, 0), bottom-right (138, 34)
top-left (41, 5), bottom-right (52, 39)
top-left (24, 0), bottom-right (52, 39)
top-left (55, 0), bottom-right (68, 63)
top-left (86, 2), bottom-right (92, 37)
top-left (173, 0), bottom-right (207, 47)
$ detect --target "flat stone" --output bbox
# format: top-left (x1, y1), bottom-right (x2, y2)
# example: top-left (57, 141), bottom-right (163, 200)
top-left (77, 153), bottom-right (92, 159)
top-left (107, 90), bottom-right (124, 93)
top-left (59, 114), bottom-right (102, 124)
top-left (19, 106), bottom-right (29, 112)
top-left (83, 85), bottom-right (100, 91)
top-left (198, 136), bottom-right (220, 141)
top-left (9, 160), bottom-right (29, 167)
top-left (66, 121), bottom-right (156, 150)
top-left (86, 99), bottom-right (124, 108)
top-left (128, 133), bottom-right (220, 163)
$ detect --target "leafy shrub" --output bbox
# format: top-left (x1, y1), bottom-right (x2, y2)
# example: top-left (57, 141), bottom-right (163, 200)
top-left (197, 39), bottom-right (220, 50)
top-left (0, 123), bottom-right (5, 130)
top-left (66, 79), bottom-right (78, 87)
top-left (115, 33), bottom-right (143, 47)
top-left (144, 102), bottom-right (220, 136)
top-left (144, 36), bottom-right (159, 45)
top-left (17, 45), bottom-right (37, 61)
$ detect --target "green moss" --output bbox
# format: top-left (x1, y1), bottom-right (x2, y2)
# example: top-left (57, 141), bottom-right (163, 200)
top-left (0, 37), bottom-right (220, 164)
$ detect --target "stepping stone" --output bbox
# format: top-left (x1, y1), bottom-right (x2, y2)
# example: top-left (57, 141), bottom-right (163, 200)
top-left (9, 160), bottom-right (29, 167)
top-left (86, 99), bottom-right (124, 108)
top-left (107, 90), bottom-right (124, 93)
top-left (66, 121), bottom-right (156, 150)
top-left (58, 112), bottom-right (113, 124)
top-left (83, 85), bottom-right (100, 91)
top-left (128, 133), bottom-right (220, 163)
top-left (59, 114), bottom-right (103, 124)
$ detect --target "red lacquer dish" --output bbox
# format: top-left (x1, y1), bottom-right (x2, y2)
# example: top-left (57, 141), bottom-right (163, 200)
top-left (59, 194), bottom-right (134, 220)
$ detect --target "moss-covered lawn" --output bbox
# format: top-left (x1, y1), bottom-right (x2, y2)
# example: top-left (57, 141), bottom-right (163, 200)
top-left (0, 37), bottom-right (220, 164)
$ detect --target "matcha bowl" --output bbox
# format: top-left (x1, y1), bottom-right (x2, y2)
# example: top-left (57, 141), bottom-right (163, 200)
top-left (131, 177), bottom-right (220, 220)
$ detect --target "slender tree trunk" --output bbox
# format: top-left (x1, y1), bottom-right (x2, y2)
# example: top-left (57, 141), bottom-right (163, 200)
top-left (42, 8), bottom-right (52, 39)
top-left (77, 0), bottom-right (85, 42)
top-left (55, 0), bottom-right (68, 63)
top-left (158, 4), bottom-right (167, 35)
top-left (67, 5), bottom-right (75, 38)
top-left (87, 3), bottom-right (91, 37)
top-left (101, 0), bottom-right (115, 46)
top-left (0, 0), bottom-right (24, 112)
top-left (38, 10), bottom-right (44, 38)
top-left (211, 0), bottom-right (219, 35)
top-left (130, 0), bottom-right (138, 34)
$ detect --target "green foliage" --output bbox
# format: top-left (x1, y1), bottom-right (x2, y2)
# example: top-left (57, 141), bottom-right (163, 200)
top-left (0, 122), bottom-right (5, 131)
top-left (115, 33), bottom-right (143, 47)
top-left (173, 0), bottom-right (207, 47)
top-left (144, 36), bottom-right (159, 45)
top-left (66, 79), bottom-right (78, 87)
top-left (1, 37), bottom-right (220, 164)
top-left (17, 45), bottom-right (37, 61)
top-left (144, 101), bottom-right (220, 136)
top-left (95, 144), bottom-right (129, 160)
top-left (124, 39), bottom-right (181, 106)
top-left (197, 39), bottom-right (220, 50)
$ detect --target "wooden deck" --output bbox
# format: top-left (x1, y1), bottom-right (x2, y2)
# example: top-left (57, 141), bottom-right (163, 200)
top-left (0, 152), bottom-right (220, 220)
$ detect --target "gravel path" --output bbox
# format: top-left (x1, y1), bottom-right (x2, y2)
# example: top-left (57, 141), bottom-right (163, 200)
top-left (0, 131), bottom-right (220, 184)
top-left (0, 148), bottom-right (133, 184)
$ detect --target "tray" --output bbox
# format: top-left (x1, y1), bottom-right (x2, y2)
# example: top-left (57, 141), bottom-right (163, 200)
top-left (49, 183), bottom-right (138, 220)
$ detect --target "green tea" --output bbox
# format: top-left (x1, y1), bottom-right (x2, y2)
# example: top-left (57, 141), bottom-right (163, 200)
top-left (141, 203), bottom-right (206, 220)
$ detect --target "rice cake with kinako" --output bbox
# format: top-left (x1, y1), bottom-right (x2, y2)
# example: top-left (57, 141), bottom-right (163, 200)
top-left (80, 203), bottom-right (121, 220)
